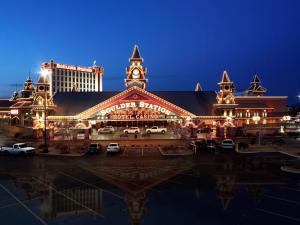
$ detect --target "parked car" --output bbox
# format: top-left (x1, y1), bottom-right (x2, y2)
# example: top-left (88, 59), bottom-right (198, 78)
top-left (190, 139), bottom-right (207, 152)
top-left (0, 143), bottom-right (35, 155)
top-left (123, 127), bottom-right (140, 134)
top-left (86, 143), bottom-right (101, 155)
top-left (221, 139), bottom-right (235, 149)
top-left (146, 126), bottom-right (167, 134)
top-left (106, 143), bottom-right (120, 153)
top-left (206, 140), bottom-right (217, 151)
top-left (98, 126), bottom-right (115, 134)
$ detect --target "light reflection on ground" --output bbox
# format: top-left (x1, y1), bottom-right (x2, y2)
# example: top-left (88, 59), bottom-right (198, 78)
top-left (0, 152), bottom-right (299, 225)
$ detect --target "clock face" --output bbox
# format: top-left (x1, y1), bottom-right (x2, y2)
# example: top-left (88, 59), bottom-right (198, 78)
top-left (132, 69), bottom-right (140, 79)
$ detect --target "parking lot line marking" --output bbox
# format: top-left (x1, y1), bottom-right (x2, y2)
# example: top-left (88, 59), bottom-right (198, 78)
top-left (0, 184), bottom-right (48, 225)
top-left (257, 208), bottom-right (300, 222)
top-left (263, 194), bottom-right (300, 206)
top-left (279, 187), bottom-right (300, 192)
top-left (59, 171), bottom-right (125, 200)
top-left (32, 177), bottom-right (104, 218)
top-left (0, 194), bottom-right (43, 211)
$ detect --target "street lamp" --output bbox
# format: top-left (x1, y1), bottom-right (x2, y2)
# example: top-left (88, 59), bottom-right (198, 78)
top-left (40, 69), bottom-right (50, 153)
top-left (252, 115), bottom-right (261, 145)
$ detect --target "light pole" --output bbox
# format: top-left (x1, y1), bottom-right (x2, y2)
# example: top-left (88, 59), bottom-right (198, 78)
top-left (40, 69), bottom-right (50, 153)
top-left (252, 115), bottom-right (261, 145)
top-left (43, 86), bottom-right (48, 153)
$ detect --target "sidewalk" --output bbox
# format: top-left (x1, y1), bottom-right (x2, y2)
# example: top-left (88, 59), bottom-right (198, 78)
top-left (237, 143), bottom-right (300, 158)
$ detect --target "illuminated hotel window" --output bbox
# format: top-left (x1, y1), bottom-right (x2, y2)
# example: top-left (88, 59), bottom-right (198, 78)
top-left (246, 111), bottom-right (250, 118)
top-left (262, 110), bottom-right (267, 117)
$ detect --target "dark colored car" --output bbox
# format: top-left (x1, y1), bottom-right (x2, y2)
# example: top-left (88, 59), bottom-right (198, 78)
top-left (191, 139), bottom-right (218, 152)
top-left (86, 143), bottom-right (102, 155)
top-left (206, 140), bottom-right (217, 151)
top-left (191, 139), bottom-right (207, 152)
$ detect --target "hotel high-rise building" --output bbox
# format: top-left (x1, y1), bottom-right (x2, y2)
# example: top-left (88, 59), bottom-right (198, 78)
top-left (41, 60), bottom-right (104, 94)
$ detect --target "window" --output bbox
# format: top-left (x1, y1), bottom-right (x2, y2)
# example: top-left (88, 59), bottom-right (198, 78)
top-left (262, 110), bottom-right (267, 117)
top-left (246, 111), bottom-right (250, 118)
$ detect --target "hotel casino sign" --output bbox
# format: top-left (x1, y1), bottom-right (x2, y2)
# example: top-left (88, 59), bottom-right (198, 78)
top-left (99, 101), bottom-right (173, 117)
top-left (110, 114), bottom-right (166, 120)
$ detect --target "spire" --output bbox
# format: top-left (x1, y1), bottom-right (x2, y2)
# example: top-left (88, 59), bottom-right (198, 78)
top-left (126, 45), bottom-right (147, 89)
top-left (132, 45), bottom-right (141, 58)
top-left (215, 70), bottom-right (236, 105)
top-left (195, 82), bottom-right (202, 92)
top-left (246, 74), bottom-right (267, 96)
top-left (130, 45), bottom-right (143, 62)
top-left (10, 90), bottom-right (19, 101)
top-left (37, 74), bottom-right (49, 84)
top-left (219, 70), bottom-right (231, 83)
top-left (252, 74), bottom-right (260, 83)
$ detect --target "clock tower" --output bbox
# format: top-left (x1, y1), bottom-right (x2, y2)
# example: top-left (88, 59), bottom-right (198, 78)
top-left (125, 45), bottom-right (147, 89)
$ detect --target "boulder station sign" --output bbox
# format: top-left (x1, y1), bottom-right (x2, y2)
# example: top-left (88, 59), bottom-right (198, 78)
top-left (99, 101), bottom-right (172, 116)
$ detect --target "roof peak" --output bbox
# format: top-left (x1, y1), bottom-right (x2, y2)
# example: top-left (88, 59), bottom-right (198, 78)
top-left (195, 82), bottom-right (202, 92)
top-left (130, 45), bottom-right (143, 62)
top-left (219, 70), bottom-right (232, 83)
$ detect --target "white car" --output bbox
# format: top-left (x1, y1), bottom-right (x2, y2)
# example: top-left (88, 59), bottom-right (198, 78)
top-left (123, 127), bottom-right (140, 134)
top-left (221, 139), bottom-right (235, 149)
top-left (106, 143), bottom-right (120, 153)
top-left (98, 126), bottom-right (115, 134)
top-left (146, 126), bottom-right (167, 134)
top-left (0, 143), bottom-right (35, 155)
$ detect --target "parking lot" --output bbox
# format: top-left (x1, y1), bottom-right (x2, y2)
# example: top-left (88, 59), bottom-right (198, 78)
top-left (90, 127), bottom-right (179, 140)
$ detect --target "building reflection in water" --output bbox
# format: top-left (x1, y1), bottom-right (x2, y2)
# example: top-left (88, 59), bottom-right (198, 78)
top-left (0, 154), bottom-right (290, 225)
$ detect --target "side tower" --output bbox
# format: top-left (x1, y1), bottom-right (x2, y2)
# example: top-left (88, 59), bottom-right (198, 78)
top-left (125, 45), bottom-right (148, 89)
top-left (32, 74), bottom-right (56, 129)
top-left (214, 70), bottom-right (237, 117)
top-left (245, 74), bottom-right (266, 96)
top-left (21, 76), bottom-right (35, 98)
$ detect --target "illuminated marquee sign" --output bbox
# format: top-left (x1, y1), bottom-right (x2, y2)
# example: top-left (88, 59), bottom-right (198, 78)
top-left (99, 101), bottom-right (172, 116)
top-left (110, 114), bottom-right (165, 120)
top-left (56, 64), bottom-right (93, 73)
top-left (10, 109), bottom-right (19, 115)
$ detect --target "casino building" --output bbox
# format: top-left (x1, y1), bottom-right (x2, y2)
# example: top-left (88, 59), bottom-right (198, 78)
top-left (0, 45), bottom-right (288, 139)
top-left (41, 60), bottom-right (104, 94)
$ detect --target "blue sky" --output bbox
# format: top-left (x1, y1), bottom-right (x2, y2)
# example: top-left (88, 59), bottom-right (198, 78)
top-left (0, 0), bottom-right (299, 103)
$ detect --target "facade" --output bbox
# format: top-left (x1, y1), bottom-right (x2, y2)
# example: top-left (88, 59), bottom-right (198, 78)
top-left (0, 45), bottom-right (288, 139)
top-left (41, 60), bottom-right (104, 94)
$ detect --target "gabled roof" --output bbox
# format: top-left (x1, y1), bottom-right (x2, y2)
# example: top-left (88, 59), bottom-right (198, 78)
top-left (52, 90), bottom-right (216, 117)
top-left (53, 92), bottom-right (118, 116)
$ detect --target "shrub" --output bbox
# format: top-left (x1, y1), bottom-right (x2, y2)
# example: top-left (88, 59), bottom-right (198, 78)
top-left (38, 143), bottom-right (49, 149)
top-left (56, 143), bottom-right (69, 154)
top-left (14, 132), bottom-right (21, 138)
top-left (238, 142), bottom-right (249, 149)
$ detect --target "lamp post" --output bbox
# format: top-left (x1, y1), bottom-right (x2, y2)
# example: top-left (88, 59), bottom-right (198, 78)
top-left (40, 69), bottom-right (50, 153)
top-left (252, 115), bottom-right (261, 145)
top-left (43, 87), bottom-right (48, 153)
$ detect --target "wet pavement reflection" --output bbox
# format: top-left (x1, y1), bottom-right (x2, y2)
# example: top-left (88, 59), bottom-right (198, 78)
top-left (0, 152), bottom-right (299, 225)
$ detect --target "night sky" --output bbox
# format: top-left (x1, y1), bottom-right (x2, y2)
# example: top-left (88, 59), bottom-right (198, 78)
top-left (0, 0), bottom-right (299, 103)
